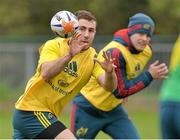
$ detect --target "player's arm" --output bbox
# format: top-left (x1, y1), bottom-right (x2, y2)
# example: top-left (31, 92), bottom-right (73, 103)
top-left (97, 70), bottom-right (117, 92)
top-left (113, 52), bottom-right (152, 98)
top-left (41, 34), bottom-right (86, 81)
top-left (95, 51), bottom-right (117, 92)
top-left (41, 53), bottom-right (72, 81)
top-left (113, 51), bottom-right (168, 98)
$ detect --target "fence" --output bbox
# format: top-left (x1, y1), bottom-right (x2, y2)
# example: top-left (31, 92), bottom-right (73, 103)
top-left (0, 36), bottom-right (176, 93)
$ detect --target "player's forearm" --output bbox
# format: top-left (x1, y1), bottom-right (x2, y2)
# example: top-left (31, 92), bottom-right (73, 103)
top-left (98, 70), bottom-right (117, 92)
top-left (114, 71), bottom-right (153, 98)
top-left (105, 70), bottom-right (118, 91)
top-left (41, 54), bottom-right (72, 81)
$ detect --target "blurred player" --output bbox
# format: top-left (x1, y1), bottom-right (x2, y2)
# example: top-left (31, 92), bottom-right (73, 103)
top-left (71, 13), bottom-right (169, 139)
top-left (160, 35), bottom-right (180, 139)
top-left (12, 10), bottom-right (117, 139)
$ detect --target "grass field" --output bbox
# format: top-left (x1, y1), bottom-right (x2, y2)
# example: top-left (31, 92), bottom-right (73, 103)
top-left (0, 92), bottom-right (161, 139)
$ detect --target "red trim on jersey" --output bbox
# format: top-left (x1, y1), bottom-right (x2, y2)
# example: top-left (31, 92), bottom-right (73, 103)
top-left (114, 29), bottom-right (131, 48)
top-left (112, 48), bottom-right (145, 97)
top-left (70, 103), bottom-right (76, 133)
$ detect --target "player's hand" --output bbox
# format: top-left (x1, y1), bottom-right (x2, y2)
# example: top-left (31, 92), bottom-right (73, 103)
top-left (148, 60), bottom-right (169, 79)
top-left (95, 51), bottom-right (117, 73)
top-left (68, 32), bottom-right (87, 56)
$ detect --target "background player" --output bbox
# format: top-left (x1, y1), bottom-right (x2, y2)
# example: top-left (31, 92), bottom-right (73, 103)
top-left (71, 13), bottom-right (168, 139)
top-left (160, 34), bottom-right (180, 139)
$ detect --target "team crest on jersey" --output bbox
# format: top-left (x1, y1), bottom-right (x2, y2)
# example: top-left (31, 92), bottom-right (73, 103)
top-left (135, 63), bottom-right (141, 72)
top-left (58, 79), bottom-right (69, 87)
top-left (76, 127), bottom-right (88, 137)
top-left (64, 61), bottom-right (78, 77)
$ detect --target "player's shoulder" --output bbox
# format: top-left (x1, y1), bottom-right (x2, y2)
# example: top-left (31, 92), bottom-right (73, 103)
top-left (89, 46), bottom-right (96, 53)
top-left (99, 41), bottom-right (123, 55)
top-left (45, 37), bottom-right (67, 45)
top-left (42, 37), bottom-right (69, 50)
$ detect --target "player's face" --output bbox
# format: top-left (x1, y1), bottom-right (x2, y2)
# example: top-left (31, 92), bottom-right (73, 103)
top-left (77, 19), bottom-right (96, 50)
top-left (130, 33), bottom-right (151, 51)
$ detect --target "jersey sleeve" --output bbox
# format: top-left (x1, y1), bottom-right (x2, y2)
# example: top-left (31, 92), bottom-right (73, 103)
top-left (111, 48), bottom-right (153, 99)
top-left (39, 40), bottom-right (60, 65)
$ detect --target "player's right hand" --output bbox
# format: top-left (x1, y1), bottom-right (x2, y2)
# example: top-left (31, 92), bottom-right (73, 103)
top-left (68, 32), bottom-right (87, 57)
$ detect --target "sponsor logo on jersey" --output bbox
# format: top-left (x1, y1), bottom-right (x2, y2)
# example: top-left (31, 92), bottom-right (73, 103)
top-left (58, 79), bottom-right (69, 87)
top-left (64, 61), bottom-right (78, 77)
top-left (47, 80), bottom-right (72, 95)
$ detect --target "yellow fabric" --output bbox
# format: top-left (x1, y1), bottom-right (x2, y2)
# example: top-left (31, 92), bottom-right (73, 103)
top-left (169, 35), bottom-right (180, 71)
top-left (15, 37), bottom-right (96, 117)
top-left (81, 41), bottom-right (152, 111)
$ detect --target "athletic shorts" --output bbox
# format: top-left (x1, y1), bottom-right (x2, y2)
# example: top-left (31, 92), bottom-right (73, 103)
top-left (13, 109), bottom-right (66, 139)
top-left (160, 101), bottom-right (180, 139)
top-left (71, 94), bottom-right (140, 139)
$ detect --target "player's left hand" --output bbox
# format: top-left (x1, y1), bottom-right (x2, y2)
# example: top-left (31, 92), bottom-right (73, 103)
top-left (95, 51), bottom-right (117, 73)
top-left (148, 60), bottom-right (169, 79)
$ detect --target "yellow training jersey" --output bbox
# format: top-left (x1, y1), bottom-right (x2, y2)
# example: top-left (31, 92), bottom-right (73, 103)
top-left (15, 37), bottom-right (96, 117)
top-left (81, 41), bottom-right (152, 111)
top-left (169, 35), bottom-right (180, 71)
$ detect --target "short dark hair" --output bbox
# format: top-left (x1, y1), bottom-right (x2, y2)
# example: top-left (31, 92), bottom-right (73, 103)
top-left (74, 10), bottom-right (97, 23)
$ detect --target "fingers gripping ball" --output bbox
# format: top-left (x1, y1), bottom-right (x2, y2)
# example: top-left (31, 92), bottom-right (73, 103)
top-left (50, 10), bottom-right (79, 38)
